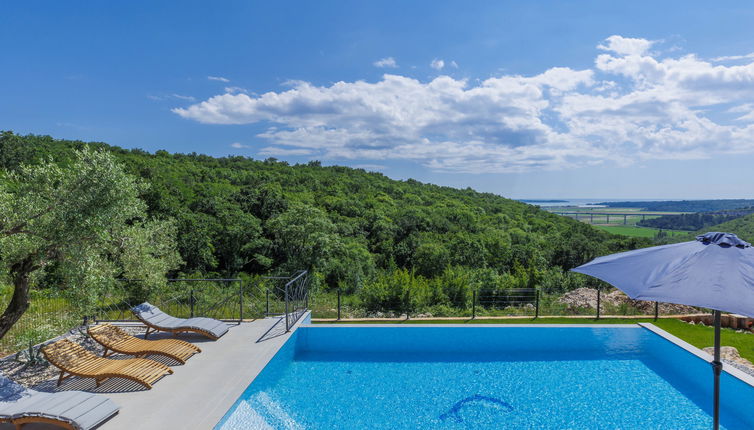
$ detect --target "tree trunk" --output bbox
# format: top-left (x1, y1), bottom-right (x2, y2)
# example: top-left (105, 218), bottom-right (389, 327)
top-left (0, 256), bottom-right (36, 340)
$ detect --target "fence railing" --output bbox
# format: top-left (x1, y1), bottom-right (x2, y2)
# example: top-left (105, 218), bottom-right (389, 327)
top-left (0, 292), bottom-right (80, 357)
top-left (311, 287), bottom-right (690, 321)
top-left (262, 270), bottom-right (310, 331)
top-left (95, 278), bottom-right (244, 323)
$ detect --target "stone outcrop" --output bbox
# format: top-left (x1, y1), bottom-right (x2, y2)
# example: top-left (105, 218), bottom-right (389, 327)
top-left (557, 288), bottom-right (699, 314)
top-left (702, 346), bottom-right (754, 376)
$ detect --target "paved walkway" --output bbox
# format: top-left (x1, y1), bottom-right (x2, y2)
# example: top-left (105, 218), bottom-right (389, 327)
top-left (0, 317), bottom-right (297, 430)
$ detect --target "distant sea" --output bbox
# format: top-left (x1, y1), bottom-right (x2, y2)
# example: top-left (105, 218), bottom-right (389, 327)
top-left (518, 198), bottom-right (671, 208)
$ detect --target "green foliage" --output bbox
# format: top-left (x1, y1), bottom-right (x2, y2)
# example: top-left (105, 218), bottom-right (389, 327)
top-left (14, 340), bottom-right (48, 369)
top-left (692, 213), bottom-right (754, 243)
top-left (0, 132), bottom-right (653, 315)
top-left (638, 208), bottom-right (754, 231)
top-left (0, 145), bottom-right (181, 337)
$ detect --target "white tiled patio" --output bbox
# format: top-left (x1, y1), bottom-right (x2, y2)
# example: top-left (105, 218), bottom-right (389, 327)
top-left (1, 316), bottom-right (299, 430)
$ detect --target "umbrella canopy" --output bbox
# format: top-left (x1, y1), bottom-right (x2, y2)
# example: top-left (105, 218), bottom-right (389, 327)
top-left (571, 232), bottom-right (754, 317)
top-left (571, 232), bottom-right (754, 430)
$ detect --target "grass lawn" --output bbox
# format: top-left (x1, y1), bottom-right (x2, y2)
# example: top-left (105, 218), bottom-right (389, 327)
top-left (314, 317), bottom-right (754, 363)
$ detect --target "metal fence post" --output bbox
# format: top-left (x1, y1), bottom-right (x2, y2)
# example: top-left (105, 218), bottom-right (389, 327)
top-left (472, 290), bottom-right (476, 319)
top-left (285, 282), bottom-right (290, 332)
top-left (535, 289), bottom-right (540, 319)
top-left (337, 288), bottom-right (342, 321)
top-left (406, 289), bottom-right (410, 320)
top-left (654, 301), bottom-right (659, 321)
top-left (239, 280), bottom-right (243, 323)
top-left (266, 289), bottom-right (270, 316)
top-left (596, 288), bottom-right (601, 320)
top-left (190, 286), bottom-right (195, 318)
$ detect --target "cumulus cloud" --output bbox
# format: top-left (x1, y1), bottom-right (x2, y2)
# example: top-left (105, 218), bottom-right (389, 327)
top-left (597, 35), bottom-right (654, 56)
top-left (373, 57), bottom-right (398, 68)
top-left (208, 76), bottom-right (230, 82)
top-left (173, 36), bottom-right (754, 173)
top-left (230, 142), bottom-right (251, 149)
top-left (430, 59), bottom-right (445, 70)
top-left (224, 86), bottom-right (248, 94)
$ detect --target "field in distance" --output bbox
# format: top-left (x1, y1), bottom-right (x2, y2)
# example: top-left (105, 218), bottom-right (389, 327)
top-left (541, 206), bottom-right (688, 238)
top-left (595, 225), bottom-right (686, 238)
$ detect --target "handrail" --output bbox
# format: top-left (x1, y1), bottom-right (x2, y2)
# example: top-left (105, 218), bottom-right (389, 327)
top-left (261, 270), bottom-right (310, 331)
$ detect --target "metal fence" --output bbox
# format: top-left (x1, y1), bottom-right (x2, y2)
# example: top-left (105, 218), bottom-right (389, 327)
top-left (0, 270), bottom-right (314, 357)
top-left (0, 289), bottom-right (80, 357)
top-left (95, 278), bottom-right (244, 323)
top-left (262, 271), bottom-right (310, 331)
top-left (310, 287), bottom-right (697, 320)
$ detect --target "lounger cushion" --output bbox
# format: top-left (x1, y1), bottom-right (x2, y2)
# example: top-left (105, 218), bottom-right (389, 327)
top-left (132, 302), bottom-right (229, 338)
top-left (0, 375), bottom-right (119, 430)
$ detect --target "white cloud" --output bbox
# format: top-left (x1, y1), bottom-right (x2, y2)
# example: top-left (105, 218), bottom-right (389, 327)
top-left (208, 76), bottom-right (230, 82)
top-left (450, 60), bottom-right (458, 68)
top-left (224, 86), bottom-right (248, 94)
top-left (430, 59), bottom-right (445, 70)
top-left (148, 93), bottom-right (195, 101)
top-left (712, 53), bottom-right (754, 62)
top-left (597, 35), bottom-right (654, 56)
top-left (171, 94), bottom-right (195, 101)
top-left (230, 142), bottom-right (251, 149)
top-left (373, 57), bottom-right (398, 68)
top-left (173, 36), bottom-right (754, 173)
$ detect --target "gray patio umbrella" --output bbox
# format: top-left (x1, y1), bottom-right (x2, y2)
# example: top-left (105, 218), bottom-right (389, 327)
top-left (571, 232), bottom-right (754, 430)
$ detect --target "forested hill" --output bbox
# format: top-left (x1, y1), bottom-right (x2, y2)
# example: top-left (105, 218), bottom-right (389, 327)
top-left (638, 208), bottom-right (754, 231)
top-left (696, 214), bottom-right (754, 243)
top-left (0, 132), bottom-right (649, 292)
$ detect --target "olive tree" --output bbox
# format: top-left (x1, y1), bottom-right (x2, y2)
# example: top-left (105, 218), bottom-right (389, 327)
top-left (0, 148), bottom-right (181, 339)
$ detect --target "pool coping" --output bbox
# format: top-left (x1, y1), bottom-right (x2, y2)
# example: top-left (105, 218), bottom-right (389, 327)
top-left (639, 322), bottom-right (754, 388)
top-left (306, 323), bottom-right (639, 328)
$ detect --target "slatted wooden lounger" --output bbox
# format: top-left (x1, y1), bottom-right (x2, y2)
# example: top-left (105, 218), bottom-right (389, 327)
top-left (88, 323), bottom-right (201, 364)
top-left (0, 373), bottom-right (119, 430)
top-left (41, 339), bottom-right (173, 390)
top-left (131, 302), bottom-right (229, 340)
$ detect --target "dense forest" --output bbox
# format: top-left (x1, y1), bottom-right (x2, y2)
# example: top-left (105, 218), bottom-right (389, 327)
top-left (637, 208), bottom-right (754, 231)
top-left (598, 200), bottom-right (754, 212)
top-left (0, 132), bottom-right (652, 312)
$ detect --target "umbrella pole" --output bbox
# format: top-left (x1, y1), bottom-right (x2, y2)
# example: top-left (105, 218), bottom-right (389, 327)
top-left (712, 310), bottom-right (722, 430)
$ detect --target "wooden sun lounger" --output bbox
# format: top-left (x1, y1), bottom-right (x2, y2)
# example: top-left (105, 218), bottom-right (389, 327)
top-left (88, 323), bottom-right (201, 364)
top-left (41, 339), bottom-right (173, 390)
top-left (0, 373), bottom-right (119, 430)
top-left (131, 302), bottom-right (229, 340)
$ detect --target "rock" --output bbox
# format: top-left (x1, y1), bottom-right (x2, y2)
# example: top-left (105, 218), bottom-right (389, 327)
top-left (557, 288), bottom-right (699, 314)
top-left (702, 346), bottom-right (754, 376)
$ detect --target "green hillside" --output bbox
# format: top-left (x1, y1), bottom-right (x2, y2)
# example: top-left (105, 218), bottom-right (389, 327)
top-left (0, 131), bottom-right (651, 307)
top-left (696, 213), bottom-right (754, 243)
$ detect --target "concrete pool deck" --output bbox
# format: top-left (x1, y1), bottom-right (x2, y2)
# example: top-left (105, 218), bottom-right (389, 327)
top-left (0, 316), bottom-right (300, 430)
top-left (98, 317), bottom-right (298, 430)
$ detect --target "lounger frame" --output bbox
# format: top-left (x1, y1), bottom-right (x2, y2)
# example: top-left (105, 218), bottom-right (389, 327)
top-left (88, 324), bottom-right (201, 364)
top-left (42, 339), bottom-right (173, 390)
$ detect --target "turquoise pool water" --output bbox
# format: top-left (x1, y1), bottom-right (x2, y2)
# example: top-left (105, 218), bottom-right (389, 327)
top-left (216, 326), bottom-right (754, 429)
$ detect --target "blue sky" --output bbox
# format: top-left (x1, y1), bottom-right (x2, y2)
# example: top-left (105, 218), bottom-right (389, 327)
top-left (3, 1), bottom-right (754, 199)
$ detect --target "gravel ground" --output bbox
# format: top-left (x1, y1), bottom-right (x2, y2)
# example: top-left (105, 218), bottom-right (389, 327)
top-left (0, 324), bottom-right (148, 388)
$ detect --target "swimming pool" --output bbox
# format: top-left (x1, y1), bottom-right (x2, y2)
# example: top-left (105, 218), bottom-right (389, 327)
top-left (215, 325), bottom-right (754, 429)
